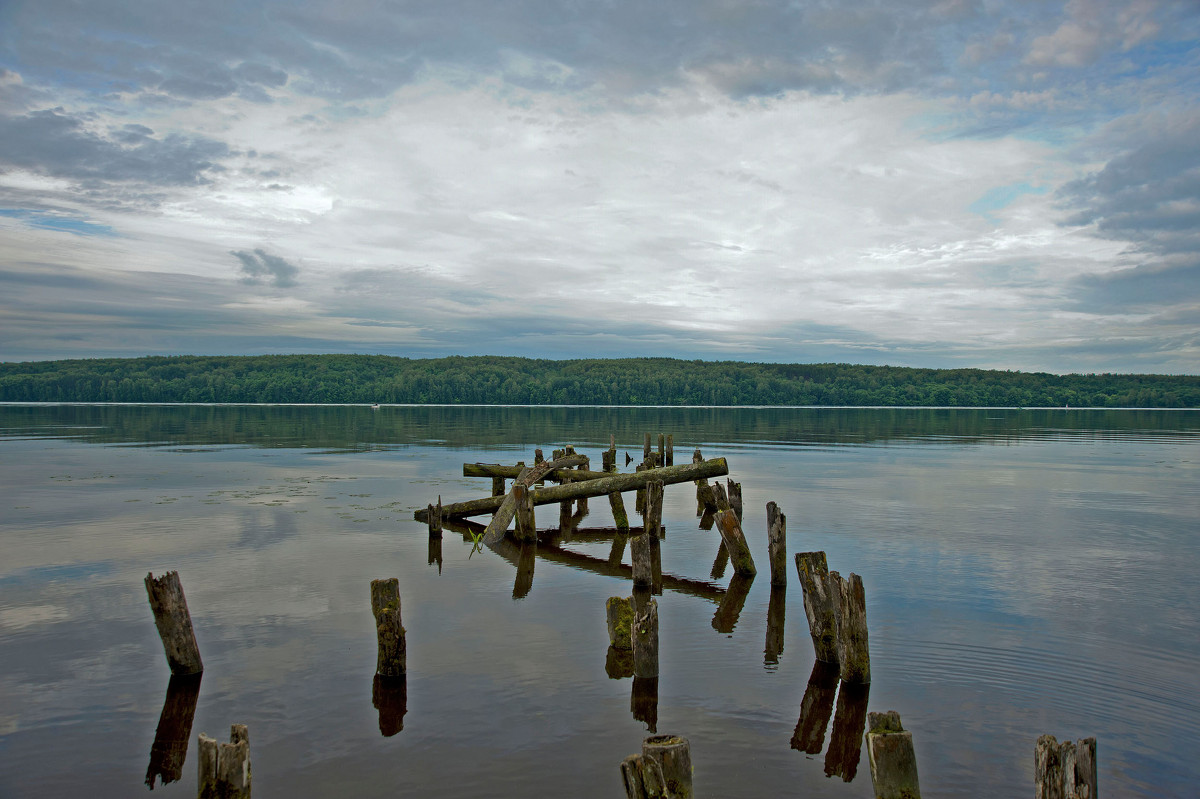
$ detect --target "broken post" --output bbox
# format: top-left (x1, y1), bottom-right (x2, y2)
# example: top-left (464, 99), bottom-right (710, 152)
top-left (665, 435), bottom-right (674, 466)
top-left (726, 479), bottom-right (742, 521)
top-left (795, 551), bottom-right (840, 665)
top-left (370, 578), bottom-right (406, 677)
top-left (607, 596), bottom-right (634, 651)
top-left (643, 479), bottom-right (664, 539)
top-left (491, 476), bottom-right (506, 496)
top-left (145, 570), bottom-right (203, 676)
top-left (835, 572), bottom-right (870, 684)
top-left (427, 496), bottom-right (443, 539)
top-left (644, 433), bottom-right (652, 461)
top-left (632, 596), bottom-right (659, 679)
top-left (631, 530), bottom-right (654, 588)
top-left (767, 502), bottom-right (787, 588)
top-left (620, 753), bottom-right (665, 799)
top-left (657, 433), bottom-right (665, 465)
top-left (198, 724), bottom-right (250, 799)
top-left (1036, 735), bottom-right (1097, 799)
top-left (711, 481), bottom-right (729, 511)
top-left (513, 484), bottom-right (536, 542)
top-left (714, 509), bottom-right (757, 577)
top-left (644, 734), bottom-right (693, 799)
top-left (867, 711), bottom-right (921, 799)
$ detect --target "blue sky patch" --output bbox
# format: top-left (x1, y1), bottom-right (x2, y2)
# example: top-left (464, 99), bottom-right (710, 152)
top-left (968, 183), bottom-right (1049, 224)
top-left (0, 208), bottom-right (117, 237)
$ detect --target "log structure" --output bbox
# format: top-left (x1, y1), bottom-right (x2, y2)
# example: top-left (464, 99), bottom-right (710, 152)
top-left (1035, 735), bottom-right (1097, 799)
top-left (145, 570), bottom-right (204, 676)
top-left (198, 724), bottom-right (250, 799)
top-left (866, 711), bottom-right (921, 799)
top-left (370, 578), bottom-right (406, 677)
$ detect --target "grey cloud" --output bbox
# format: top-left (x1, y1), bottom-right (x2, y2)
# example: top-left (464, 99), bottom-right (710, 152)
top-left (0, 108), bottom-right (231, 185)
top-left (234, 61), bottom-right (288, 87)
top-left (1069, 261), bottom-right (1200, 313)
top-left (231, 248), bottom-right (301, 287)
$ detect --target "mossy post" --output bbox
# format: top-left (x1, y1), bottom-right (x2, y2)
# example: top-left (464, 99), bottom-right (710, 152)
top-left (866, 711), bottom-right (921, 799)
top-left (606, 596), bottom-right (634, 650)
top-left (198, 724), bottom-right (250, 799)
top-left (643, 734), bottom-right (693, 799)
top-left (491, 476), bottom-right (506, 497)
top-left (632, 596), bottom-right (659, 679)
top-left (714, 509), bottom-right (757, 577)
top-left (144, 570), bottom-right (203, 676)
top-left (370, 578), bottom-right (406, 677)
top-left (1035, 734), bottom-right (1097, 799)
top-left (513, 483), bottom-right (536, 543)
top-left (795, 551), bottom-right (840, 665)
top-left (711, 481), bottom-right (729, 512)
top-left (835, 572), bottom-right (870, 684)
top-left (767, 502), bottom-right (787, 588)
top-left (620, 753), bottom-right (665, 799)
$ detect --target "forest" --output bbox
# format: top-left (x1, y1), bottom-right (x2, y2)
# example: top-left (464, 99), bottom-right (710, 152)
top-left (1, 354), bottom-right (1197, 407)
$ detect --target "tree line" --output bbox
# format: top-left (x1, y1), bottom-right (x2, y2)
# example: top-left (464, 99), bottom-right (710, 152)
top-left (1, 354), bottom-right (1197, 407)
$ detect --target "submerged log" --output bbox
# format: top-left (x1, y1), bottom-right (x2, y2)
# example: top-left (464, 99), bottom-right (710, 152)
top-left (795, 552), bottom-right (840, 665)
top-left (145, 571), bottom-right (203, 676)
top-left (866, 711), bottom-right (921, 799)
top-left (714, 509), bottom-right (757, 577)
top-left (370, 578), bottom-right (406, 676)
top-left (767, 502), bottom-right (787, 588)
top-left (418, 458), bottom-right (730, 523)
top-left (198, 724), bottom-right (250, 799)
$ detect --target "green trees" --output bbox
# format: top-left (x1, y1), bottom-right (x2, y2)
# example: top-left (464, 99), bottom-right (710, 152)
top-left (1, 354), bottom-right (1197, 407)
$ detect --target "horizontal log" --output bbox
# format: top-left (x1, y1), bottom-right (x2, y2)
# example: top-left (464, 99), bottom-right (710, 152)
top-left (464, 463), bottom-right (611, 481)
top-left (416, 458), bottom-right (729, 521)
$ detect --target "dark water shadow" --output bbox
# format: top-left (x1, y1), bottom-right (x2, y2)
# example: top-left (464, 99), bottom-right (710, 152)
top-left (372, 674), bottom-right (408, 737)
top-left (824, 681), bottom-right (870, 782)
top-left (791, 660), bottom-right (838, 755)
top-left (428, 537), bottom-right (443, 573)
top-left (764, 586), bottom-right (786, 668)
top-left (631, 676), bottom-right (658, 732)
top-left (145, 672), bottom-right (202, 789)
top-left (710, 543), bottom-right (729, 579)
top-left (513, 542), bottom-right (536, 599)
top-left (712, 573), bottom-right (754, 634)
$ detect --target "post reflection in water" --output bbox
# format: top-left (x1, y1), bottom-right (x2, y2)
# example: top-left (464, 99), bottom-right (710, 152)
top-left (513, 542), bottom-right (536, 599)
top-left (764, 586), bottom-right (786, 668)
top-left (631, 676), bottom-right (658, 733)
top-left (428, 537), bottom-right (443, 573)
top-left (607, 531), bottom-right (628, 567)
top-left (710, 543), bottom-right (729, 579)
top-left (712, 574), bottom-right (754, 634)
top-left (372, 673), bottom-right (408, 737)
top-left (606, 645), bottom-right (634, 679)
top-left (824, 681), bottom-right (870, 782)
top-left (791, 660), bottom-right (839, 754)
top-left (145, 672), bottom-right (202, 789)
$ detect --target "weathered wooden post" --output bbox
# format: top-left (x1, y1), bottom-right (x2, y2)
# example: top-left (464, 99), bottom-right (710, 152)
top-left (643, 479), bottom-right (664, 539)
top-left (835, 572), bottom-right (870, 684)
top-left (145, 673), bottom-right (202, 789)
top-left (620, 753), bottom-right (666, 799)
top-left (198, 724), bottom-right (250, 799)
top-left (145, 571), bottom-right (204, 676)
top-left (764, 585), bottom-right (786, 667)
top-left (791, 660), bottom-right (839, 754)
top-left (370, 578), bottom-right (406, 677)
top-left (711, 481), bottom-right (729, 511)
top-left (491, 476), bottom-right (506, 497)
top-left (644, 734), bottom-right (693, 798)
top-left (867, 711), bottom-right (921, 799)
top-left (631, 530), bottom-right (654, 588)
top-left (1036, 735), bottom-right (1097, 799)
top-left (825, 681), bottom-right (870, 781)
top-left (644, 433), bottom-right (652, 461)
top-left (726, 479), bottom-right (742, 521)
top-left (632, 596), bottom-right (659, 679)
top-left (714, 509), bottom-right (757, 577)
top-left (607, 596), bottom-right (634, 651)
top-left (427, 496), bottom-right (443, 539)
top-left (665, 435), bottom-right (674, 466)
top-left (513, 484), bottom-right (536, 542)
top-left (373, 673), bottom-right (408, 736)
top-left (795, 552), bottom-right (840, 665)
top-left (657, 433), bottom-right (665, 465)
top-left (767, 502), bottom-right (787, 588)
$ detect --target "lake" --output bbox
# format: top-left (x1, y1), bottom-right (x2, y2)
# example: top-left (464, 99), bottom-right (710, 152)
top-left (1, 404), bottom-right (1197, 797)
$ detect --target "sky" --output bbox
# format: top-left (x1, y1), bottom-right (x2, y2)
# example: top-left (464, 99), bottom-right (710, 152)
top-left (1, 0), bottom-right (1198, 374)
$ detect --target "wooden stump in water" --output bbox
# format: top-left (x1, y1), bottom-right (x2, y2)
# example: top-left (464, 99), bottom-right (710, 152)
top-left (144, 570), bottom-right (204, 676)
top-left (835, 572), bottom-right (870, 684)
top-left (427, 497), bottom-right (443, 538)
top-left (767, 502), bottom-right (787, 588)
top-left (1036, 734), bottom-right (1097, 799)
top-left (198, 724), bottom-right (250, 799)
top-left (513, 484), bottom-right (536, 542)
top-left (145, 673), bottom-right (202, 789)
top-left (370, 578), bottom-right (406, 677)
top-left (631, 531), bottom-right (654, 587)
top-left (632, 596), bottom-right (659, 679)
top-left (665, 434), bottom-right (673, 466)
top-left (607, 596), bottom-right (634, 650)
top-left (643, 734), bottom-right (693, 799)
top-left (726, 479), bottom-right (742, 521)
top-left (491, 476), bottom-right (506, 497)
top-left (714, 509), bottom-right (757, 577)
top-left (643, 479), bottom-right (664, 539)
top-left (711, 481), bottom-right (729, 512)
top-left (644, 433), bottom-right (652, 461)
top-left (795, 551), bottom-right (840, 665)
top-left (866, 711), bottom-right (921, 799)
top-left (620, 752), bottom-right (665, 799)
top-left (657, 433), bottom-right (665, 464)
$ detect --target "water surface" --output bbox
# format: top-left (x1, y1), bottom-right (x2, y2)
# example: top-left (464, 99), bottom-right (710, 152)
top-left (1, 404), bottom-right (1197, 797)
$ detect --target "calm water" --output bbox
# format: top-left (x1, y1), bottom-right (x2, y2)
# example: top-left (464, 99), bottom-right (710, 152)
top-left (1, 404), bottom-right (1197, 797)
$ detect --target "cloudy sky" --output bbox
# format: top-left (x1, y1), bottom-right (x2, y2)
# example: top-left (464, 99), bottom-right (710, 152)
top-left (1, 0), bottom-right (1198, 373)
